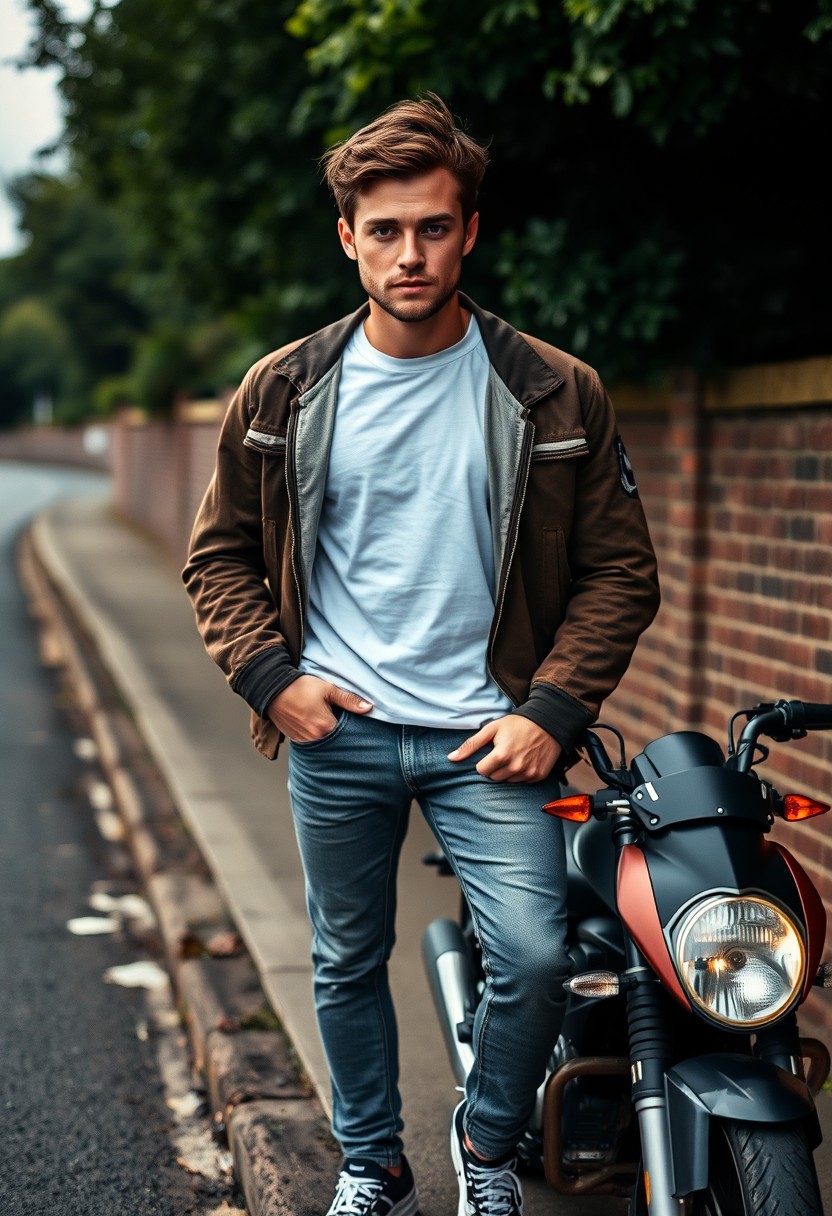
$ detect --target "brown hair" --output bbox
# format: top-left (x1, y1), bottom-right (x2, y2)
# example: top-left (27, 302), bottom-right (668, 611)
top-left (320, 93), bottom-right (489, 227)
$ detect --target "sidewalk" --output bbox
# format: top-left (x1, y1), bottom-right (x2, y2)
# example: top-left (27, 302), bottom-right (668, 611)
top-left (27, 487), bottom-right (832, 1216)
top-left (32, 492), bottom-right (331, 1086)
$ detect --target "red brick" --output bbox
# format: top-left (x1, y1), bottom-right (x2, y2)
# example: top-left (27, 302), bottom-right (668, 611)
top-left (805, 484), bottom-right (832, 515)
top-left (802, 546), bottom-right (832, 577)
top-left (809, 420), bottom-right (832, 448)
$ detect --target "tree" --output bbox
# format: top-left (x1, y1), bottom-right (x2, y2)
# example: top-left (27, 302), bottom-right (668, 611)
top-left (0, 174), bottom-right (145, 421)
top-left (0, 296), bottom-right (71, 427)
top-left (24, 0), bottom-right (357, 340)
top-left (284, 0), bottom-right (832, 378)
top-left (22, 0), bottom-right (832, 383)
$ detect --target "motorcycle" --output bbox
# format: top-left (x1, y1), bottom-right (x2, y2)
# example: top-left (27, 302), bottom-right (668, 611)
top-left (422, 698), bottom-right (832, 1214)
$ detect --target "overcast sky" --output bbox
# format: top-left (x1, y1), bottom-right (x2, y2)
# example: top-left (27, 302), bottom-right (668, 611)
top-left (0, 0), bottom-right (90, 258)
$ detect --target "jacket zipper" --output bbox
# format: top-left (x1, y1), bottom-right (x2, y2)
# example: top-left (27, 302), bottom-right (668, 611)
top-left (284, 398), bottom-right (306, 660)
top-left (487, 418), bottom-right (534, 704)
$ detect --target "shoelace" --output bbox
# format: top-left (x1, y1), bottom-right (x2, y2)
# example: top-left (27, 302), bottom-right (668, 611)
top-left (466, 1157), bottom-right (522, 1216)
top-left (330, 1173), bottom-right (384, 1216)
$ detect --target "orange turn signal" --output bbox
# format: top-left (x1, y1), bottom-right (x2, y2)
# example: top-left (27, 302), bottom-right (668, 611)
top-left (543, 794), bottom-right (592, 823)
top-left (782, 794), bottom-right (831, 822)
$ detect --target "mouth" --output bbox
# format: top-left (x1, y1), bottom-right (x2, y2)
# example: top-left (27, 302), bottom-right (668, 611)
top-left (392, 279), bottom-right (432, 289)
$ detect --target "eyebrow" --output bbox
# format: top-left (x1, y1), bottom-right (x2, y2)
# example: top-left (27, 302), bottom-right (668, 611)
top-left (361, 212), bottom-right (457, 230)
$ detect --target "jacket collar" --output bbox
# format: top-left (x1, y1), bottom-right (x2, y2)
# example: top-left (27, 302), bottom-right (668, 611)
top-left (271, 302), bottom-right (369, 393)
top-left (272, 293), bottom-right (563, 408)
top-left (462, 295), bottom-right (564, 409)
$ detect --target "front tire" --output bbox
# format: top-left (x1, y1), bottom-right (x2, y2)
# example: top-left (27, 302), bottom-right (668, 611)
top-left (631, 1119), bottom-right (823, 1215)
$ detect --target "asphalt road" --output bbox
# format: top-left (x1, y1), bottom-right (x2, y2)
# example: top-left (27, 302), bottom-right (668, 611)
top-left (0, 462), bottom-right (243, 1216)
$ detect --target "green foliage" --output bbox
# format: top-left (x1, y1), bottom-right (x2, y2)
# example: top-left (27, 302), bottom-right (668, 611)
top-left (0, 174), bottom-right (145, 422)
top-left (24, 0), bottom-right (348, 334)
top-left (130, 327), bottom-right (197, 415)
top-left (280, 0), bottom-right (832, 378)
top-left (0, 297), bottom-right (70, 395)
top-left (92, 374), bottom-right (136, 416)
top-left (0, 295), bottom-right (72, 427)
top-left (128, 314), bottom-right (265, 413)
top-left (287, 0), bottom-right (434, 127)
top-left (497, 219), bottom-right (683, 382)
top-left (10, 0), bottom-right (832, 401)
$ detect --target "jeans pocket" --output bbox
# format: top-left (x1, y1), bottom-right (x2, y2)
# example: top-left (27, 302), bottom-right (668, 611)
top-left (291, 707), bottom-right (351, 749)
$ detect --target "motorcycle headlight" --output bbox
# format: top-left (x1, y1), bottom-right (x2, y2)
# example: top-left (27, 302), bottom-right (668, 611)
top-left (675, 895), bottom-right (805, 1028)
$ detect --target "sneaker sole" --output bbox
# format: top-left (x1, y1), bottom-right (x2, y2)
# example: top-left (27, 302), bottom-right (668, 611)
top-left (450, 1107), bottom-right (468, 1216)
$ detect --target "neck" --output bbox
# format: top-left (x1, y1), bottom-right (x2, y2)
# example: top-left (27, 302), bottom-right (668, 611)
top-left (364, 296), bottom-right (470, 358)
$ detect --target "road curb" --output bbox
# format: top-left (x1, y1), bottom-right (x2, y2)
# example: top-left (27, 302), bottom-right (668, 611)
top-left (18, 525), bottom-right (340, 1216)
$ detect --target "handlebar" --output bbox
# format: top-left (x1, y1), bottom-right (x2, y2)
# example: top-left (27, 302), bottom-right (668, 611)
top-left (577, 726), bottom-right (633, 790)
top-left (580, 700), bottom-right (832, 785)
top-left (732, 699), bottom-right (832, 773)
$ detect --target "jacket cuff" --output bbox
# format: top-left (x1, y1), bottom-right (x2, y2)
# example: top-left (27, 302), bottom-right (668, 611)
top-left (513, 683), bottom-right (595, 751)
top-left (233, 647), bottom-right (301, 718)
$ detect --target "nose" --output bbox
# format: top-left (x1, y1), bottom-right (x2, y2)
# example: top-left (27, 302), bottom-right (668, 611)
top-left (398, 231), bottom-right (424, 270)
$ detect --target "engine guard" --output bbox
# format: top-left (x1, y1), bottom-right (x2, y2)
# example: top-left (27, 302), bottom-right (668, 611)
top-left (666, 1052), bottom-right (819, 1197)
top-left (541, 1056), bottom-right (638, 1197)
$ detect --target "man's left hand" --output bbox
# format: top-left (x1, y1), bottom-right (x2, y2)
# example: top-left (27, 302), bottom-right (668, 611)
top-left (447, 715), bottom-right (562, 783)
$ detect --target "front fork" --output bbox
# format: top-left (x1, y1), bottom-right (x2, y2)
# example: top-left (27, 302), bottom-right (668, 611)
top-left (626, 968), bottom-right (686, 1216)
top-left (613, 814), bottom-right (685, 1216)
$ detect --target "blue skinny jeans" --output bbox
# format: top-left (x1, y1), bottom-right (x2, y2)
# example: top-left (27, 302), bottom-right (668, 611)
top-left (287, 710), bottom-right (569, 1164)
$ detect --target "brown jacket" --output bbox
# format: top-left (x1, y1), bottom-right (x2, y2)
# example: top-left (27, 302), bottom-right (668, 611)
top-left (182, 296), bottom-right (660, 762)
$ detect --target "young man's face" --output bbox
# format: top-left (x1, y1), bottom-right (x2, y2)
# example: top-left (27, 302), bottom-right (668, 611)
top-left (338, 167), bottom-right (479, 326)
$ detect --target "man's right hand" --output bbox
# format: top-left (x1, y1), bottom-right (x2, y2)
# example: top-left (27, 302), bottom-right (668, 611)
top-left (266, 675), bottom-right (373, 743)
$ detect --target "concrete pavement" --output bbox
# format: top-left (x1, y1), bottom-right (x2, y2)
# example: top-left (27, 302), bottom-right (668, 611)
top-left (26, 485), bottom-right (832, 1215)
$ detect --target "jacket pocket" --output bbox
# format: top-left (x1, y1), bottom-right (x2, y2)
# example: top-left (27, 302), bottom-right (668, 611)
top-left (262, 518), bottom-right (279, 594)
top-left (246, 430), bottom-right (288, 528)
top-left (542, 526), bottom-right (569, 630)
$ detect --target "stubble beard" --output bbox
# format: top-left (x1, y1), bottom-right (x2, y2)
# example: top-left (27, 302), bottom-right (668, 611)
top-left (357, 261), bottom-right (461, 325)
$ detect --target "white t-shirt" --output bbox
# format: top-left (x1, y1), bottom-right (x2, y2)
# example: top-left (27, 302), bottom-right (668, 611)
top-left (300, 316), bottom-right (512, 729)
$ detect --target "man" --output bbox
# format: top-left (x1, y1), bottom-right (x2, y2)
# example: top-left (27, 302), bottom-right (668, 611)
top-left (183, 94), bottom-right (660, 1216)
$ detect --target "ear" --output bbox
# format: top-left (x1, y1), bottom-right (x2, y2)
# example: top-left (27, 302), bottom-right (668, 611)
top-left (462, 211), bottom-right (479, 258)
top-left (338, 217), bottom-right (358, 261)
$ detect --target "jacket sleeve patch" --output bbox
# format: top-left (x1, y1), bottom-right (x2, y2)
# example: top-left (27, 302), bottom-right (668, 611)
top-left (614, 435), bottom-right (639, 498)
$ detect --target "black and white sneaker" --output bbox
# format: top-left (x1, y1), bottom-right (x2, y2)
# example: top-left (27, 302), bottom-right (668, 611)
top-left (450, 1101), bottom-right (523, 1216)
top-left (326, 1156), bottom-right (418, 1216)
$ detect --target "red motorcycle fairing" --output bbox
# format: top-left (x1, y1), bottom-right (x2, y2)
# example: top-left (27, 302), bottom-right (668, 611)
top-left (616, 843), bottom-right (690, 1009)
top-left (772, 842), bottom-right (828, 1001)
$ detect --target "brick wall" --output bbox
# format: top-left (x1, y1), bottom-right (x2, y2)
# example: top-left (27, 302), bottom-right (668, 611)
top-left (0, 422), bottom-right (113, 471)
top-left (111, 402), bottom-right (225, 563)
top-left (591, 404), bottom-right (832, 767)
top-left (597, 369), bottom-right (832, 796)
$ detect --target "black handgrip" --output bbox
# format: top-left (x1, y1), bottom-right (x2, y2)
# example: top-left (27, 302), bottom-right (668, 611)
top-left (794, 702), bottom-right (832, 730)
top-left (733, 700), bottom-right (832, 771)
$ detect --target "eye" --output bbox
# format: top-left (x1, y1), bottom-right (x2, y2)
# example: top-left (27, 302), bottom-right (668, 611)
top-left (372, 225), bottom-right (395, 239)
top-left (423, 223), bottom-right (447, 236)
